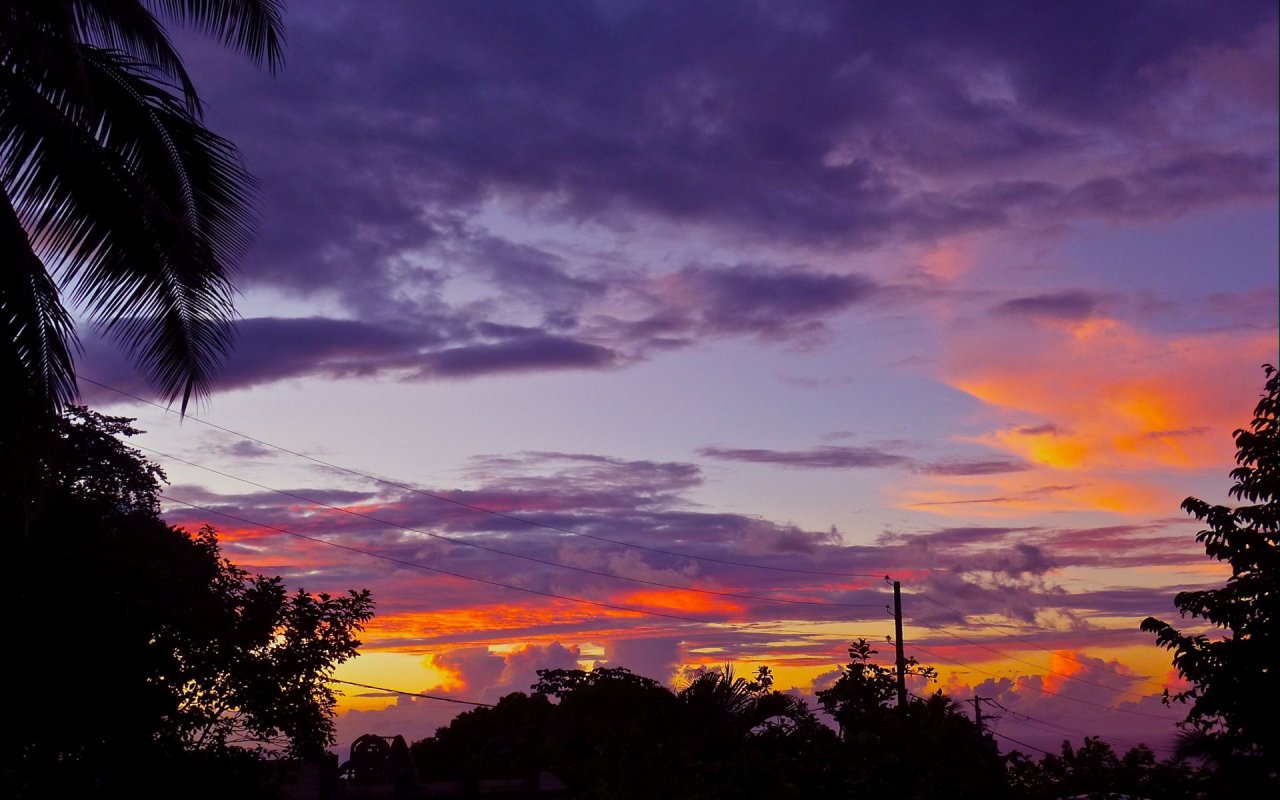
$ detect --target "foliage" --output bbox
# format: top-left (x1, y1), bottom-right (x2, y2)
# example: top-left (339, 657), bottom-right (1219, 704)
top-left (815, 637), bottom-right (937, 733)
top-left (412, 664), bottom-right (835, 799)
top-left (1141, 365), bottom-right (1279, 782)
top-left (816, 639), bottom-right (1006, 799)
top-left (1006, 737), bottom-right (1206, 800)
top-left (1, 0), bottom-right (284, 413)
top-left (412, 652), bottom-right (1012, 799)
top-left (5, 408), bottom-right (373, 798)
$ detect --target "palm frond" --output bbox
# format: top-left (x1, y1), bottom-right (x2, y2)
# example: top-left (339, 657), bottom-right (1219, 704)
top-left (0, 194), bottom-right (78, 410)
top-left (72, 0), bottom-right (204, 114)
top-left (1, 45), bottom-right (253, 412)
top-left (144, 0), bottom-right (286, 72)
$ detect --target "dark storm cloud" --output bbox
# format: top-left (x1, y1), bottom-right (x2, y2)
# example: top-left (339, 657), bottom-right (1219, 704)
top-left (995, 291), bottom-right (1102, 322)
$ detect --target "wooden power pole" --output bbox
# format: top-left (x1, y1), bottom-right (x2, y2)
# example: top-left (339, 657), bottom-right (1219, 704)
top-left (970, 696), bottom-right (987, 734)
top-left (893, 580), bottom-right (906, 709)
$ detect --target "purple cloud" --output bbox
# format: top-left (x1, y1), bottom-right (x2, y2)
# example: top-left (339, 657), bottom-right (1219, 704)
top-left (414, 336), bottom-right (618, 379)
top-left (169, 0), bottom-right (1273, 298)
top-left (698, 445), bottom-right (909, 469)
top-left (677, 265), bottom-right (878, 339)
top-left (995, 291), bottom-right (1102, 321)
top-left (110, 0), bottom-right (1269, 396)
top-left (698, 445), bottom-right (1032, 476)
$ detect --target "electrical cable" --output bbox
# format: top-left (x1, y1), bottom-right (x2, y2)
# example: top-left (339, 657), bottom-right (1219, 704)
top-left (330, 679), bottom-right (493, 707)
top-left (140, 444), bottom-right (886, 612)
top-left (988, 729), bottom-right (1054, 756)
top-left (903, 612), bottom-right (1160, 701)
top-left (910, 591), bottom-right (1168, 692)
top-left (147, 434), bottom-right (1168, 709)
top-left (83, 375), bottom-right (890, 580)
top-left (905, 642), bottom-right (1174, 721)
top-left (161, 493), bottom-right (881, 642)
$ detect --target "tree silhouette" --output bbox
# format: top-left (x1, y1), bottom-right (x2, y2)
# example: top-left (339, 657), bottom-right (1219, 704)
top-left (1006, 737), bottom-right (1205, 800)
top-left (1, 1), bottom-right (284, 414)
top-left (5, 408), bottom-right (373, 798)
top-left (412, 664), bottom-right (836, 799)
top-left (816, 638), bottom-right (937, 735)
top-left (817, 639), bottom-right (1007, 798)
top-left (1141, 365), bottom-right (1278, 784)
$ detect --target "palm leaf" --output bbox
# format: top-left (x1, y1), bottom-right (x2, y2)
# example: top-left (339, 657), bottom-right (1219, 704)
top-left (145, 0), bottom-right (286, 71)
top-left (72, 0), bottom-right (205, 114)
top-left (0, 195), bottom-right (78, 409)
top-left (1, 45), bottom-right (253, 412)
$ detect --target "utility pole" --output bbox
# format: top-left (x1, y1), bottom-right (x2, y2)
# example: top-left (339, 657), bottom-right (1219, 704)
top-left (893, 579), bottom-right (906, 709)
top-left (970, 695), bottom-right (989, 734)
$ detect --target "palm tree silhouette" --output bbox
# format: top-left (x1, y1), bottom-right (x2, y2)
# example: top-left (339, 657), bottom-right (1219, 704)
top-left (679, 664), bottom-right (807, 736)
top-left (1, 1), bottom-right (284, 414)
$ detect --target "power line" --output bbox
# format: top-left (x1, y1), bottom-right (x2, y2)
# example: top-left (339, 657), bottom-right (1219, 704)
top-left (993, 709), bottom-right (1158, 753)
top-left (141, 444), bottom-right (885, 612)
top-left (910, 591), bottom-right (1167, 692)
top-left (906, 642), bottom-right (1174, 721)
top-left (83, 375), bottom-right (889, 580)
top-left (903, 612), bottom-right (1160, 701)
top-left (984, 697), bottom-right (1166, 753)
top-left (988, 728), bottom-right (1054, 756)
top-left (330, 679), bottom-right (493, 708)
top-left (148, 440), bottom-right (1167, 708)
top-left (161, 494), bottom-right (881, 642)
top-left (909, 691), bottom-right (1169, 756)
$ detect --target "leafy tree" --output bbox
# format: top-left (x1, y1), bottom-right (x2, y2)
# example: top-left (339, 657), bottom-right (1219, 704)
top-left (815, 638), bottom-right (937, 736)
top-left (677, 664), bottom-right (787, 736)
top-left (5, 408), bottom-right (374, 798)
top-left (1, 0), bottom-right (284, 414)
top-left (675, 665), bottom-right (835, 797)
top-left (1006, 737), bottom-right (1205, 800)
top-left (412, 664), bottom-right (837, 799)
top-left (1141, 365), bottom-right (1278, 784)
top-left (817, 639), bottom-right (1007, 799)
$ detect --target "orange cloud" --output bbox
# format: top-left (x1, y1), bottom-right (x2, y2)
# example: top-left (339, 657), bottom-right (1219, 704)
top-left (948, 321), bottom-right (1273, 472)
top-left (920, 239), bottom-right (978, 281)
top-left (901, 317), bottom-right (1277, 516)
top-left (363, 601), bottom-right (639, 647)
top-left (895, 473), bottom-right (1174, 516)
top-left (617, 589), bottom-right (744, 616)
top-left (1040, 650), bottom-right (1087, 695)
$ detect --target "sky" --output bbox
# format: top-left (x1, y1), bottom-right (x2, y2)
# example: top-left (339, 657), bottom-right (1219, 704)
top-left (80, 0), bottom-right (1277, 758)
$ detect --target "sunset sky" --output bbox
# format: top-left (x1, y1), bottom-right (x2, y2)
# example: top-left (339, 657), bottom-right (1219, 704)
top-left (80, 1), bottom-right (1277, 757)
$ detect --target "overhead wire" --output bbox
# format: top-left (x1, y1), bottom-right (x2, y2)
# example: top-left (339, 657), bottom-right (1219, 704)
top-left (140, 434), bottom-right (1171, 711)
top-left (910, 591), bottom-right (1168, 692)
top-left (906, 690), bottom-right (1164, 756)
top-left (905, 642), bottom-right (1174, 721)
top-left (330, 679), bottom-right (492, 708)
top-left (140, 444), bottom-right (886, 612)
top-left (902, 611), bottom-right (1160, 701)
top-left (82, 375), bottom-right (889, 580)
top-left (991, 709), bottom-right (1158, 753)
top-left (161, 494), bottom-right (881, 642)
top-left (86, 374), bottom-right (1187, 734)
top-left (988, 729), bottom-right (1055, 756)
